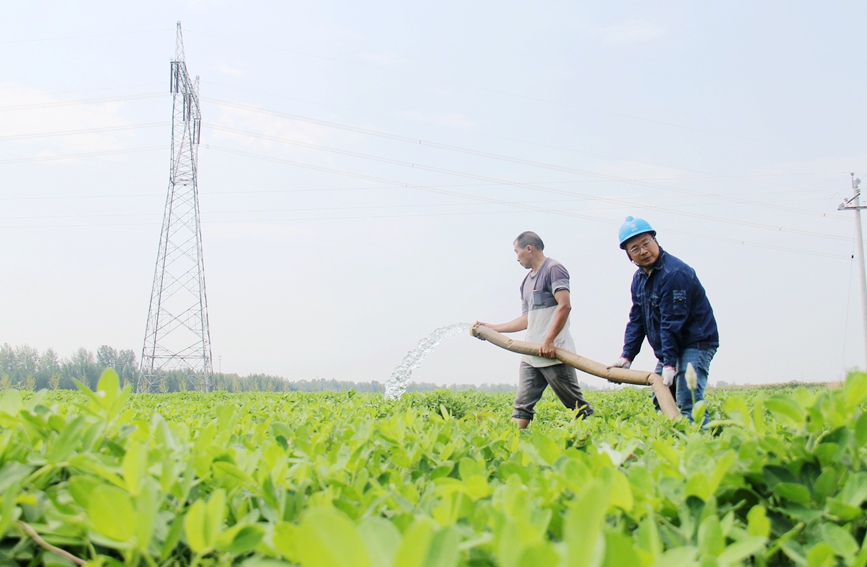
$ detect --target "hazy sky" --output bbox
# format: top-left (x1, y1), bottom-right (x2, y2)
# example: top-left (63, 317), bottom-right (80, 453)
top-left (3, 2), bottom-right (867, 388)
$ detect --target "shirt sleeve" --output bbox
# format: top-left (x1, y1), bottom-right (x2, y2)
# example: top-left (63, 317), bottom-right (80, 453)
top-left (548, 263), bottom-right (570, 294)
top-left (621, 276), bottom-right (645, 360)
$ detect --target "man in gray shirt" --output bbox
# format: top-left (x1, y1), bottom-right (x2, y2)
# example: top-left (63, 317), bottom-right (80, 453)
top-left (477, 231), bottom-right (594, 428)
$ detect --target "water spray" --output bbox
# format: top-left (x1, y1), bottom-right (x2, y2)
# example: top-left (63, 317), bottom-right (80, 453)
top-left (385, 323), bottom-right (471, 399)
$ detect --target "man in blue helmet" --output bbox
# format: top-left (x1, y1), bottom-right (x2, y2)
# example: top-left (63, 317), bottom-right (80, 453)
top-left (610, 217), bottom-right (719, 425)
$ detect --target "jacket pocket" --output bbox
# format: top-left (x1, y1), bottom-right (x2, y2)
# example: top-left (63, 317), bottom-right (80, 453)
top-left (673, 290), bottom-right (687, 316)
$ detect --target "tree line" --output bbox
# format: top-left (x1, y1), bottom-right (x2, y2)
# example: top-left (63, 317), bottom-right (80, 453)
top-left (0, 343), bottom-right (515, 393)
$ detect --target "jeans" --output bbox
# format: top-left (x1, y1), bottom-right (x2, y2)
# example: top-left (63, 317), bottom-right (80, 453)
top-left (652, 346), bottom-right (717, 426)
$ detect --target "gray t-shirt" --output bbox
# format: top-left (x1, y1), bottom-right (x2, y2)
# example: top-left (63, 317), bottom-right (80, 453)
top-left (520, 258), bottom-right (576, 367)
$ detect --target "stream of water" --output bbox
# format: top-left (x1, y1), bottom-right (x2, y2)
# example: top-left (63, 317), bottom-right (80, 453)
top-left (384, 322), bottom-right (472, 399)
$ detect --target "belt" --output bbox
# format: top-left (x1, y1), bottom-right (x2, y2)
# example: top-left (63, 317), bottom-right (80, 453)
top-left (689, 342), bottom-right (718, 350)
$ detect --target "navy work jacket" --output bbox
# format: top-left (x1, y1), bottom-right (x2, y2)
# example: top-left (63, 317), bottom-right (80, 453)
top-left (621, 249), bottom-right (719, 368)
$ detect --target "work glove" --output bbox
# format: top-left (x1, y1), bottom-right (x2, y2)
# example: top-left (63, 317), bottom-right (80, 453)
top-left (662, 366), bottom-right (677, 387)
top-left (611, 357), bottom-right (631, 369)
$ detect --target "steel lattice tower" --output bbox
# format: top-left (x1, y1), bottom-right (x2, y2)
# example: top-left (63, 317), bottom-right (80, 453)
top-left (139, 22), bottom-right (212, 393)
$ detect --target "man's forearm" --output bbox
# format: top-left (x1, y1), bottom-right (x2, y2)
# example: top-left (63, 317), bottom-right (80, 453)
top-left (543, 304), bottom-right (570, 344)
top-left (489, 314), bottom-right (528, 333)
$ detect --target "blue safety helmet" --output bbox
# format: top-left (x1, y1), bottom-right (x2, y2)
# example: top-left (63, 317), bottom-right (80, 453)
top-left (618, 216), bottom-right (656, 249)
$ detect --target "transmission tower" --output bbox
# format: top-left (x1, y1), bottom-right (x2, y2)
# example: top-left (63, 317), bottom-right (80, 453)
top-left (139, 22), bottom-right (213, 393)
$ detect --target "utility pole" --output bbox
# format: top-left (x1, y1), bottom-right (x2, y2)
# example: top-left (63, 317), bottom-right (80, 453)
top-left (139, 22), bottom-right (213, 393)
top-left (838, 173), bottom-right (867, 370)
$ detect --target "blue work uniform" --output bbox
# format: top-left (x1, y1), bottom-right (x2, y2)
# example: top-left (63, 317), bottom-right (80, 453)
top-left (621, 248), bottom-right (719, 423)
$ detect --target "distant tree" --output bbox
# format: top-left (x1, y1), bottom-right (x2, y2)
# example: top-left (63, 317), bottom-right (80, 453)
top-left (0, 344), bottom-right (15, 380)
top-left (65, 348), bottom-right (99, 390)
top-left (37, 349), bottom-right (61, 390)
top-left (96, 345), bottom-right (118, 371)
top-left (15, 345), bottom-right (39, 382)
top-left (115, 349), bottom-right (138, 388)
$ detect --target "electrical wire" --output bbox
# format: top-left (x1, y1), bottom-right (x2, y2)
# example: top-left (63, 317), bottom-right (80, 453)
top-left (204, 98), bottom-right (848, 221)
top-left (0, 146), bottom-right (166, 165)
top-left (205, 124), bottom-right (852, 243)
top-left (201, 144), bottom-right (849, 259)
top-left (0, 123), bottom-right (168, 141)
top-left (0, 93), bottom-right (166, 112)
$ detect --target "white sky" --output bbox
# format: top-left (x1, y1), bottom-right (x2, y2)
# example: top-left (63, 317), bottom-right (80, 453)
top-left (2, 2), bottom-right (866, 387)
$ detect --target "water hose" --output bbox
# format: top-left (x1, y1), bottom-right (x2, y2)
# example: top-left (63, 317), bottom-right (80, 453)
top-left (470, 323), bottom-right (680, 420)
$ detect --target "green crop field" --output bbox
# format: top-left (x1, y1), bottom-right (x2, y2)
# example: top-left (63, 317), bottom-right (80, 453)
top-left (1, 372), bottom-right (866, 566)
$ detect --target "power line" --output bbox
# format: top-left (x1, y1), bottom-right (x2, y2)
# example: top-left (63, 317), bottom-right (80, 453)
top-left (0, 146), bottom-right (166, 164)
top-left (0, 93), bottom-right (166, 112)
top-left (202, 144), bottom-right (849, 259)
top-left (190, 32), bottom-right (827, 155)
top-left (0, 123), bottom-right (167, 141)
top-left (0, 29), bottom-right (171, 44)
top-left (205, 125), bottom-right (852, 243)
top-left (205, 98), bottom-right (847, 221)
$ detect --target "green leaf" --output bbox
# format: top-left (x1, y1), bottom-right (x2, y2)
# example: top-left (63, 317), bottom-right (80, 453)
top-left (272, 521), bottom-right (301, 562)
top-left (652, 546), bottom-right (698, 567)
top-left (774, 482), bottom-right (812, 504)
top-left (820, 523), bottom-right (857, 562)
top-left (518, 542), bottom-right (560, 567)
top-left (708, 450), bottom-right (736, 495)
top-left (393, 517), bottom-right (436, 567)
top-left (122, 440), bottom-right (147, 496)
top-left (213, 461), bottom-right (256, 484)
top-left (393, 518), bottom-right (458, 567)
top-left (0, 479), bottom-right (22, 538)
top-left (839, 472), bottom-right (867, 507)
top-left (692, 400), bottom-right (707, 426)
top-left (844, 373), bottom-right (867, 409)
top-left (635, 511), bottom-right (662, 559)
top-left (746, 505), bottom-right (770, 538)
top-left (204, 489), bottom-right (226, 544)
top-left (68, 476), bottom-right (101, 508)
top-left (563, 478), bottom-right (610, 567)
top-left (0, 390), bottom-right (22, 416)
top-left (813, 467), bottom-right (841, 503)
top-left (601, 531), bottom-right (641, 567)
top-left (609, 469), bottom-right (633, 513)
top-left (762, 465), bottom-right (796, 489)
top-left (45, 415), bottom-right (86, 464)
top-left (215, 524), bottom-right (265, 554)
top-left (184, 499), bottom-right (209, 553)
top-left (0, 463), bottom-right (33, 496)
top-left (134, 489), bottom-right (160, 552)
top-left (357, 517), bottom-right (401, 567)
top-left (751, 397), bottom-right (766, 435)
top-left (88, 484), bottom-right (136, 543)
top-left (458, 457), bottom-right (484, 481)
top-left (97, 368), bottom-right (121, 408)
top-left (765, 396), bottom-right (806, 429)
top-left (825, 497), bottom-right (862, 521)
top-left (855, 412), bottom-right (867, 447)
top-left (296, 507), bottom-right (373, 567)
top-left (717, 536), bottom-right (766, 564)
top-left (423, 525), bottom-right (459, 567)
top-left (531, 430), bottom-right (562, 466)
top-left (685, 472), bottom-right (710, 501)
top-left (160, 514), bottom-right (184, 560)
top-left (805, 542), bottom-right (834, 567)
top-left (698, 515), bottom-right (724, 557)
